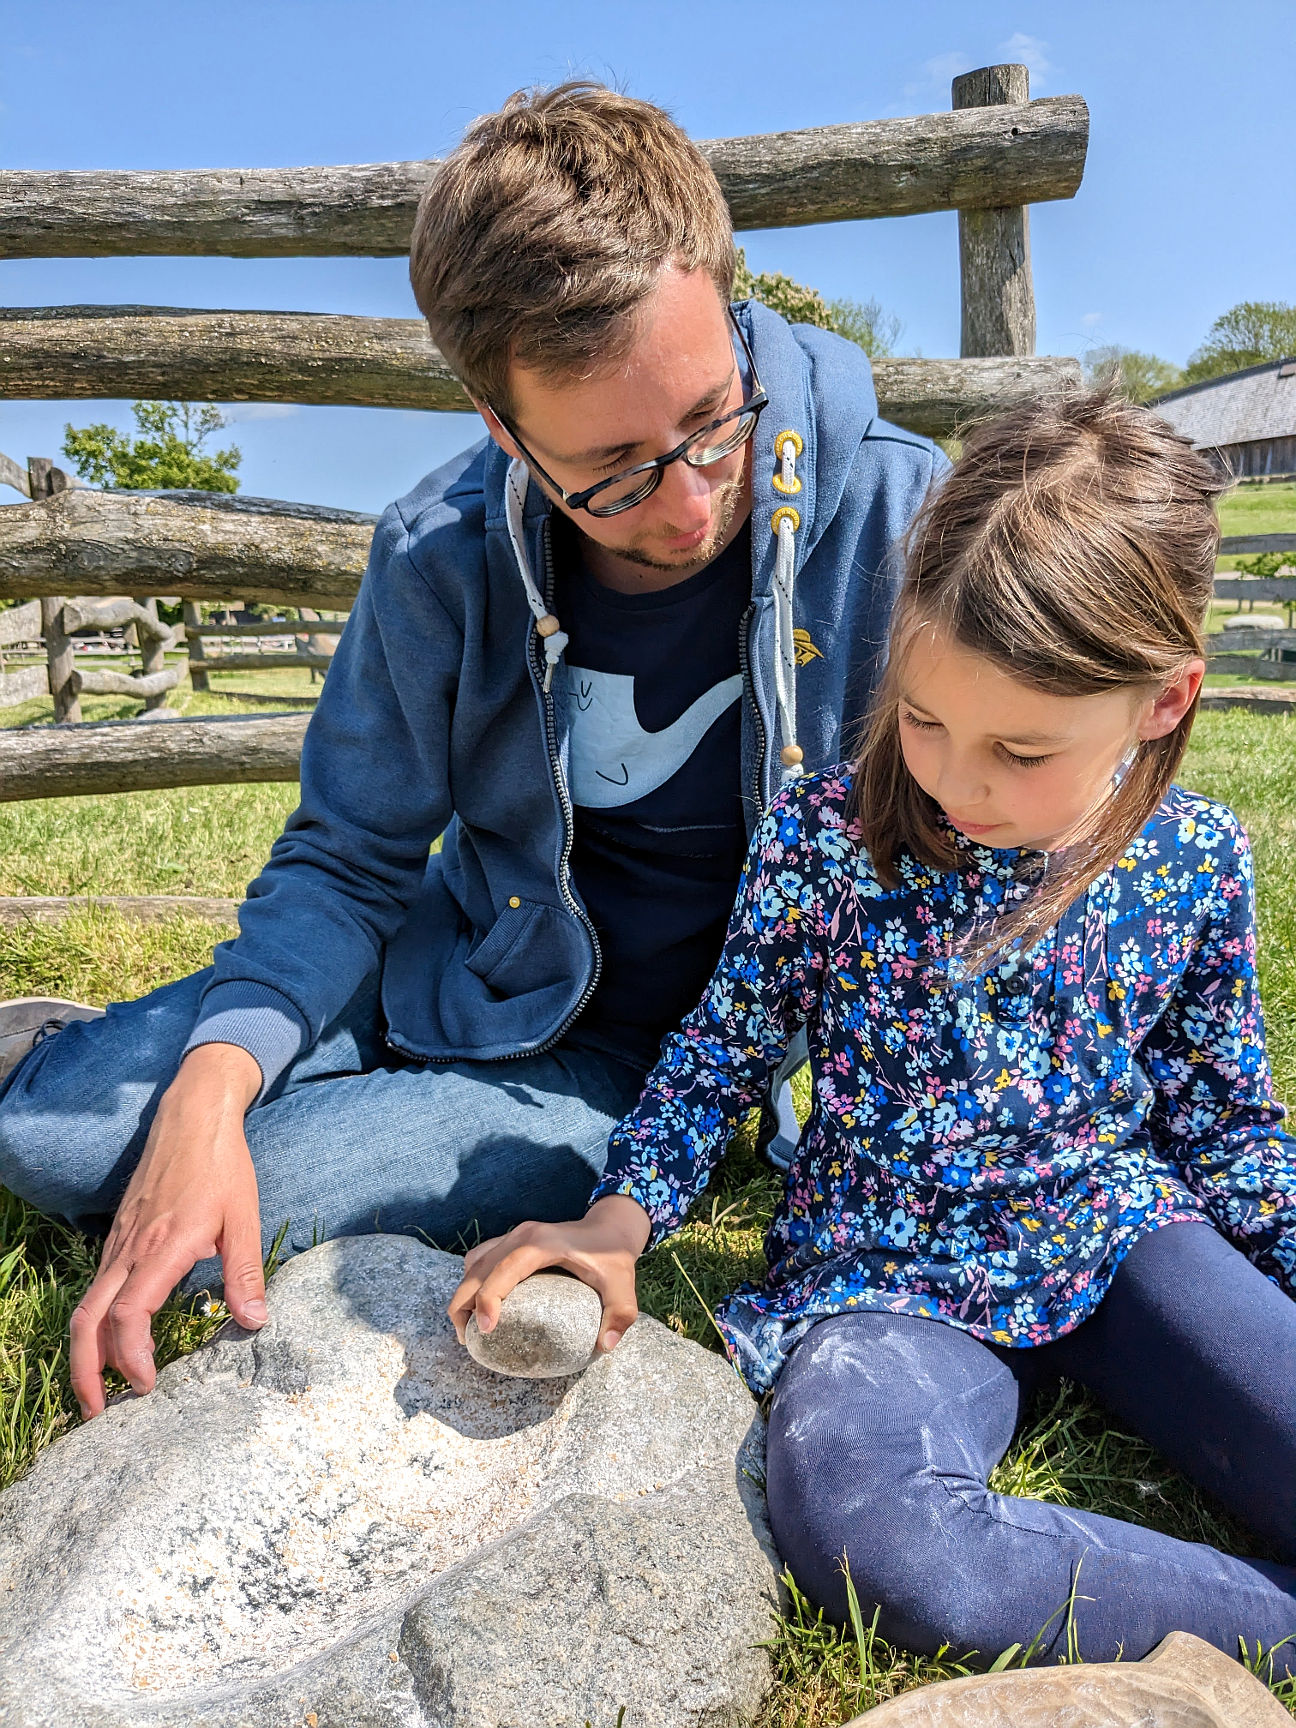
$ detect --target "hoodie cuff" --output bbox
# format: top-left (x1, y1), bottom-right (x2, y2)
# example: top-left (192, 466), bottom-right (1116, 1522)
top-left (182, 980), bottom-right (310, 1104)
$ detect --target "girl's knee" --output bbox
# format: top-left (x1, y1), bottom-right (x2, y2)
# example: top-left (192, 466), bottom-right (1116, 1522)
top-left (765, 1313), bottom-right (1019, 1636)
top-left (766, 1321), bottom-right (942, 1623)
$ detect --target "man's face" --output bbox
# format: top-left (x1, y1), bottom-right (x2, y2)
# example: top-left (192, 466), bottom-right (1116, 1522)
top-left (481, 265), bottom-right (749, 573)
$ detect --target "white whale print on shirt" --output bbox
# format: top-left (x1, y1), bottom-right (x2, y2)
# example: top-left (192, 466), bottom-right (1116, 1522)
top-left (565, 664), bottom-right (743, 809)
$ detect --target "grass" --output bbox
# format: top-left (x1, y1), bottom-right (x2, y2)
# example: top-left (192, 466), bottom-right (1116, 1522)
top-left (1216, 479), bottom-right (1296, 571)
top-left (0, 692), bottom-right (1294, 1718)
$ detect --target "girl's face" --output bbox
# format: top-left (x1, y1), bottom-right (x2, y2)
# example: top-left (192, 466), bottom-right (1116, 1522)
top-left (897, 628), bottom-right (1204, 853)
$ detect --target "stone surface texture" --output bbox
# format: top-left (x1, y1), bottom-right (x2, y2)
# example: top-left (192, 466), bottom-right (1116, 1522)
top-left (847, 1631), bottom-right (1291, 1727)
top-left (463, 1271), bottom-right (602, 1378)
top-left (0, 1236), bottom-right (776, 1728)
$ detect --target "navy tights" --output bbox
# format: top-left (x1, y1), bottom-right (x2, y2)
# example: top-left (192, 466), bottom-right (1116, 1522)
top-left (766, 1223), bottom-right (1296, 1674)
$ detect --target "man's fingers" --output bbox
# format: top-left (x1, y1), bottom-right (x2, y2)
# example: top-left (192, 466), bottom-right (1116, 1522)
top-left (104, 1247), bottom-right (199, 1396)
top-left (69, 1257), bottom-right (130, 1419)
top-left (220, 1209), bottom-right (267, 1331)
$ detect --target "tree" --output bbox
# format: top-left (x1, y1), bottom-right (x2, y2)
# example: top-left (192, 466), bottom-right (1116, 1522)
top-left (733, 249), bottom-right (901, 358)
top-left (1184, 302), bottom-right (1296, 385)
top-left (1083, 344), bottom-right (1183, 403)
top-left (62, 400), bottom-right (241, 492)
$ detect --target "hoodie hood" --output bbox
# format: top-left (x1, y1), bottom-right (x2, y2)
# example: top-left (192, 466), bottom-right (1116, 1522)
top-left (738, 298), bottom-right (881, 592)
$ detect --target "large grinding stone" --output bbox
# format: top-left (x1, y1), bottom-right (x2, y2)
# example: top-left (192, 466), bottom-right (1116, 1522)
top-left (0, 1236), bottom-right (777, 1728)
top-left (845, 1630), bottom-right (1292, 1727)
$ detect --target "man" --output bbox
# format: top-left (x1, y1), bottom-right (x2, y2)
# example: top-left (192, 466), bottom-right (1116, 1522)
top-left (0, 84), bottom-right (944, 1419)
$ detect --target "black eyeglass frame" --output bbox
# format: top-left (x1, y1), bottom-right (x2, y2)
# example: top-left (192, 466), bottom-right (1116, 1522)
top-left (489, 306), bottom-right (769, 518)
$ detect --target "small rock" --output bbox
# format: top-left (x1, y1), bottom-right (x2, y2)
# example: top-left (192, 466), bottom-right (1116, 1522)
top-left (844, 1630), bottom-right (1290, 1727)
top-left (464, 1272), bottom-right (603, 1378)
top-left (1222, 613), bottom-right (1284, 630)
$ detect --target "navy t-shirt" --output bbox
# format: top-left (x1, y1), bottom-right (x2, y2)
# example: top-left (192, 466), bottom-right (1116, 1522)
top-left (555, 513), bottom-right (752, 1069)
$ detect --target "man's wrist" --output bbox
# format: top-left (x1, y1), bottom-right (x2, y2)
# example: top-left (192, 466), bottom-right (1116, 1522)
top-left (172, 1042), bottom-right (263, 1113)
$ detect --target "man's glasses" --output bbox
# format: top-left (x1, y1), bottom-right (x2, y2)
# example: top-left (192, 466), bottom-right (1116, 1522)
top-left (490, 306), bottom-right (768, 519)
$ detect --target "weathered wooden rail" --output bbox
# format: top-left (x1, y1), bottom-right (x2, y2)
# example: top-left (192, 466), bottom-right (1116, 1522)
top-left (0, 480), bottom-right (354, 718)
top-left (0, 309), bottom-right (1077, 438)
top-left (0, 489), bottom-right (374, 607)
top-left (0, 712), bottom-right (308, 800)
top-left (0, 894), bottom-right (240, 924)
top-left (0, 97), bottom-right (1088, 258)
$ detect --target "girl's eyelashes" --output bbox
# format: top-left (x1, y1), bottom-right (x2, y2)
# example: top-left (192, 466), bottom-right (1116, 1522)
top-left (999, 745), bottom-right (1052, 769)
top-left (901, 709), bottom-right (1052, 770)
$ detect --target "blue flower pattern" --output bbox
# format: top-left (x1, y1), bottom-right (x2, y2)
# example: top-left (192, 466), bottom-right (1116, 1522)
top-left (592, 772), bottom-right (1296, 1395)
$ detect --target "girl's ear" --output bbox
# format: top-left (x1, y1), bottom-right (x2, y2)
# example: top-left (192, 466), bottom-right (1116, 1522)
top-left (1138, 659), bottom-right (1206, 741)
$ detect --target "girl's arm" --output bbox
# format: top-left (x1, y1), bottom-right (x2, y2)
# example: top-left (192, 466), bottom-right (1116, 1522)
top-left (1140, 820), bottom-right (1296, 1295)
top-left (589, 781), bottom-right (833, 1245)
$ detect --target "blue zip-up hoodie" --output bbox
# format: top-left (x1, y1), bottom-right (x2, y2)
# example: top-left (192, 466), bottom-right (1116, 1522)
top-left (185, 302), bottom-right (948, 1092)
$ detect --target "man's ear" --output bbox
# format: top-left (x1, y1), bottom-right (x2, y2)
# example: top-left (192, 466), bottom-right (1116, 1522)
top-left (472, 398), bottom-right (522, 460)
top-left (1138, 659), bottom-right (1206, 741)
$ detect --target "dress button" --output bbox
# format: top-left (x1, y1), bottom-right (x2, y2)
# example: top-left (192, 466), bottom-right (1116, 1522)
top-left (508, 896), bottom-right (521, 909)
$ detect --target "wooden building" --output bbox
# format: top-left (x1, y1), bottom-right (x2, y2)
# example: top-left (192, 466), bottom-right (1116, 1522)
top-left (1152, 358), bottom-right (1296, 478)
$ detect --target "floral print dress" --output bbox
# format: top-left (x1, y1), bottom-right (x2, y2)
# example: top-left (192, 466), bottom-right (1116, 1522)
top-left (592, 771), bottom-right (1296, 1395)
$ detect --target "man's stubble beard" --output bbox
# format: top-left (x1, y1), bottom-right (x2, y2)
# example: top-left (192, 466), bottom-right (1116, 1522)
top-left (608, 473), bottom-right (747, 573)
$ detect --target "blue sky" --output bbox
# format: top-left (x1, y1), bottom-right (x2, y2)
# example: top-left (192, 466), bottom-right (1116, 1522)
top-left (1, 0), bottom-right (1291, 512)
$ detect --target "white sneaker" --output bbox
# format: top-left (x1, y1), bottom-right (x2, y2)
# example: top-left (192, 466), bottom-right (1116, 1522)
top-left (0, 998), bottom-right (106, 1082)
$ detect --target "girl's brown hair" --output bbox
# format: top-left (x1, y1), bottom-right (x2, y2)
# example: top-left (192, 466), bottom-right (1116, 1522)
top-left (850, 383), bottom-right (1231, 968)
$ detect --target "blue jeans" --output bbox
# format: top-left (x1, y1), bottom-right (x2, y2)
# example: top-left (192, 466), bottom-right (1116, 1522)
top-left (0, 969), bottom-right (647, 1291)
top-left (767, 1222), bottom-right (1296, 1675)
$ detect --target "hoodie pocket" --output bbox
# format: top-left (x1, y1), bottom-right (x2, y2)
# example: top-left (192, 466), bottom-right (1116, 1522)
top-left (465, 898), bottom-right (545, 987)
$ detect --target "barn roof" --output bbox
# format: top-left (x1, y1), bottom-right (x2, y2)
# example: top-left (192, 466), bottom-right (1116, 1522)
top-left (1151, 357), bottom-right (1296, 448)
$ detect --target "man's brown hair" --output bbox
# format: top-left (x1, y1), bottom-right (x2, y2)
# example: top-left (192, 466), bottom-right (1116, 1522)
top-left (849, 383), bottom-right (1231, 971)
top-left (409, 82), bottom-right (736, 419)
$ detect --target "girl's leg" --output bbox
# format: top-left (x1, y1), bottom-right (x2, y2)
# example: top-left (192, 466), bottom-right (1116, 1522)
top-left (765, 1308), bottom-right (1296, 1670)
top-left (1047, 1219), bottom-right (1296, 1564)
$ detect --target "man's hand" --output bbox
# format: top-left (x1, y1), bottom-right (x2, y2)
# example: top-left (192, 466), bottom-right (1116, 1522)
top-left (448, 1194), bottom-right (652, 1356)
top-left (69, 1042), bottom-right (266, 1420)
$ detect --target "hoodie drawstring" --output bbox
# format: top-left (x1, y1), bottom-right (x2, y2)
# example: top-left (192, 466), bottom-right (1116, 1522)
top-left (771, 429), bottom-right (803, 780)
top-left (505, 456), bottom-right (568, 691)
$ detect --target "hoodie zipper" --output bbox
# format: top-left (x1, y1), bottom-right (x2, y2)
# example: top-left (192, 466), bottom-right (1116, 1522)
top-left (384, 521), bottom-right (602, 1067)
top-left (530, 518), bottom-right (604, 1033)
top-left (738, 601), bottom-right (768, 821)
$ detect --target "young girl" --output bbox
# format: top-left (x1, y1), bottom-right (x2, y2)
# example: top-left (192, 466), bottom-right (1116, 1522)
top-left (451, 387), bottom-right (1296, 1672)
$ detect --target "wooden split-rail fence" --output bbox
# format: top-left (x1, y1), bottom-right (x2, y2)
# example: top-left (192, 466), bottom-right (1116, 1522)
top-left (0, 452), bottom-right (349, 720)
top-left (2, 60), bottom-right (1100, 802)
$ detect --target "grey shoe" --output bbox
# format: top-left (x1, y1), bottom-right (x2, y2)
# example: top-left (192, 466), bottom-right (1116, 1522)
top-left (0, 997), bottom-right (106, 1082)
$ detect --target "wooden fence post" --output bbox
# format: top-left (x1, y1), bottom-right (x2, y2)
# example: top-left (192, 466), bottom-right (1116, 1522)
top-left (26, 455), bottom-right (71, 498)
top-left (40, 597), bottom-right (81, 723)
top-left (183, 599), bottom-right (210, 691)
top-left (952, 64), bottom-right (1037, 358)
top-left (133, 596), bottom-right (171, 711)
top-left (28, 457), bottom-right (81, 721)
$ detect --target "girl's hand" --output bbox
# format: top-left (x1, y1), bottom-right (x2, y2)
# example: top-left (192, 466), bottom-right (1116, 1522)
top-left (447, 1194), bottom-right (652, 1355)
